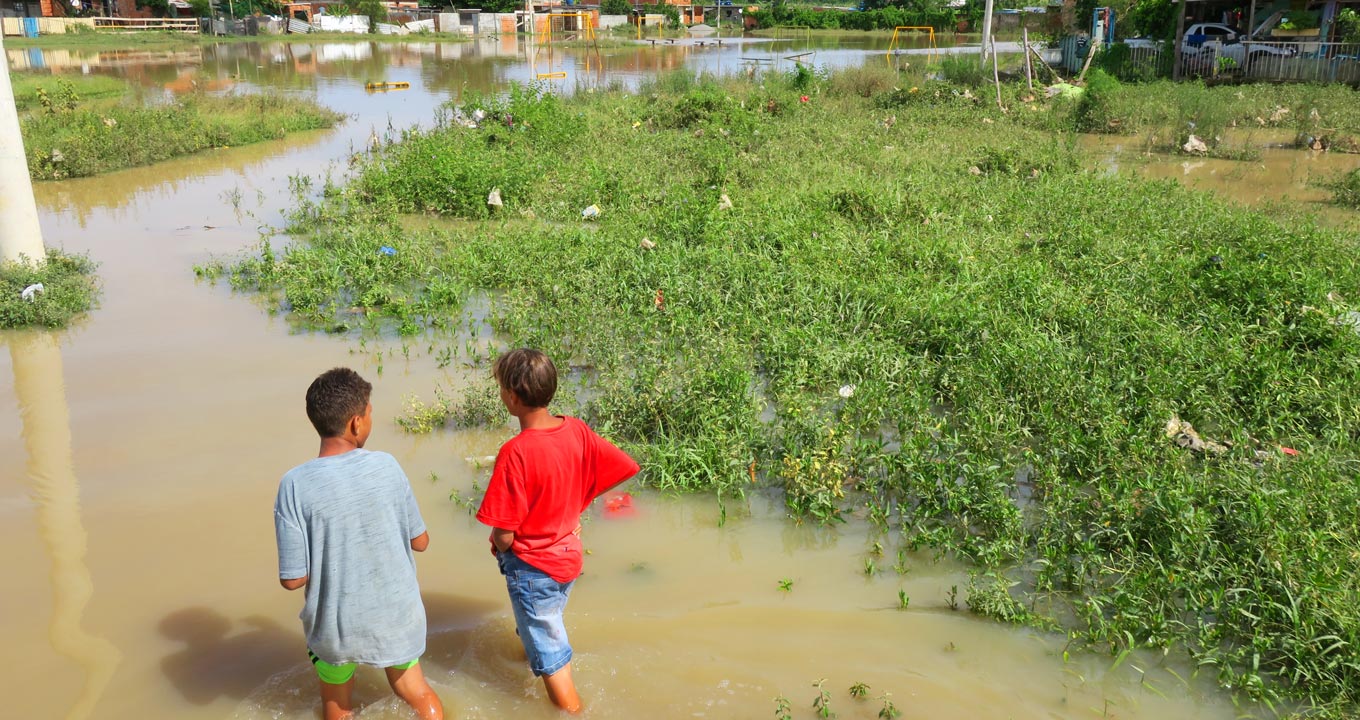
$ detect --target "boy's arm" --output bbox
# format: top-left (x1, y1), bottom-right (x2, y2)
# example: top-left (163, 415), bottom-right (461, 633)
top-left (411, 531), bottom-right (430, 552)
top-left (490, 527), bottom-right (515, 553)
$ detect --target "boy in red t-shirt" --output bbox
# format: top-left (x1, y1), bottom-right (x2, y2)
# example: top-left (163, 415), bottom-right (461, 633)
top-left (475, 348), bottom-right (640, 713)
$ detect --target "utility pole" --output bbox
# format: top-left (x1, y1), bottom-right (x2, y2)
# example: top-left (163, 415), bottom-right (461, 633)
top-left (1172, 0), bottom-right (1187, 81)
top-left (0, 30), bottom-right (47, 265)
top-left (980, 0), bottom-right (995, 64)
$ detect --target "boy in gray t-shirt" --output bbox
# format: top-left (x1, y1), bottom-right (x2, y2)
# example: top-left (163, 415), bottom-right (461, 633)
top-left (274, 367), bottom-right (444, 720)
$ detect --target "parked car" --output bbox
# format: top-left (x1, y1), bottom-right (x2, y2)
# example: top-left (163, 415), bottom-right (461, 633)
top-left (1181, 22), bottom-right (1296, 70)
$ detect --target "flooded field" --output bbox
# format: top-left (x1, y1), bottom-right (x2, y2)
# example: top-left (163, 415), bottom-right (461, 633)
top-left (4, 37), bottom-right (1355, 720)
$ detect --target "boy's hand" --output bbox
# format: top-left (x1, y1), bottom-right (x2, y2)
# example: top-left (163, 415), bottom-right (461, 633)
top-left (410, 531), bottom-right (430, 552)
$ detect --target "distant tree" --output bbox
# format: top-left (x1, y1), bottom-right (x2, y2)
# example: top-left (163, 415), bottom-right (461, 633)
top-left (1124, 0), bottom-right (1175, 38)
top-left (135, 0), bottom-right (171, 16)
top-left (345, 0), bottom-right (387, 31)
top-left (601, 0), bottom-right (632, 14)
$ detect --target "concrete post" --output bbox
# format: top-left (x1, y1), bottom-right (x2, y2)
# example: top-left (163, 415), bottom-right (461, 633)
top-left (980, 0), bottom-right (995, 63)
top-left (0, 31), bottom-right (47, 266)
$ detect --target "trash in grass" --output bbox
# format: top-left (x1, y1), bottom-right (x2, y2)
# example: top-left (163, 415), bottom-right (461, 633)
top-left (378, 246), bottom-right (397, 256)
top-left (1181, 135), bottom-right (1209, 155)
top-left (581, 204), bottom-right (601, 219)
top-left (1164, 414), bottom-right (1228, 455)
top-left (20, 283), bottom-right (45, 302)
top-left (717, 194), bottom-right (733, 211)
top-left (640, 238), bottom-right (656, 250)
top-left (487, 187), bottom-right (503, 208)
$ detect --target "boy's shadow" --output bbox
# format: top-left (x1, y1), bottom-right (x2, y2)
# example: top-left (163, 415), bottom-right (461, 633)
top-left (159, 594), bottom-right (504, 705)
top-left (158, 608), bottom-right (302, 705)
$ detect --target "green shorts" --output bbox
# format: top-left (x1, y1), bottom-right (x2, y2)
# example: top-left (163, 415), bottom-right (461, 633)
top-left (307, 649), bottom-right (419, 685)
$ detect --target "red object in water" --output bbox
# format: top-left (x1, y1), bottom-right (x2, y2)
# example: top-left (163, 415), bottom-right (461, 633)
top-left (604, 492), bottom-right (635, 518)
top-left (800, 95), bottom-right (810, 103)
top-left (1280, 446), bottom-right (1300, 457)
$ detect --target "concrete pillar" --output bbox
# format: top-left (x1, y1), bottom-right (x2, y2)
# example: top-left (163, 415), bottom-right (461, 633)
top-left (0, 31), bottom-right (47, 265)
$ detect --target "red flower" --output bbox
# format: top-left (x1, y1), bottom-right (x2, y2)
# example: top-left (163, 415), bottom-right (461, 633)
top-left (800, 95), bottom-right (810, 103)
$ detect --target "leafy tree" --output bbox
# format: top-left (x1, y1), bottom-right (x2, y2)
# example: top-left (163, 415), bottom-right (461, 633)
top-left (1123, 0), bottom-right (1175, 38)
top-left (601, 0), bottom-right (632, 15)
top-left (345, 0), bottom-right (387, 31)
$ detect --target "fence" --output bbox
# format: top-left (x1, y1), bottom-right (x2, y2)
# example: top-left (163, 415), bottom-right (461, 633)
top-left (1092, 40), bottom-right (1360, 84)
top-left (92, 17), bottom-right (200, 32)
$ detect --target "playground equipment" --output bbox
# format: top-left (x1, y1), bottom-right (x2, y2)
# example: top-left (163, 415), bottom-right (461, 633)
top-left (886, 25), bottom-right (938, 62)
top-left (530, 11), bottom-right (603, 82)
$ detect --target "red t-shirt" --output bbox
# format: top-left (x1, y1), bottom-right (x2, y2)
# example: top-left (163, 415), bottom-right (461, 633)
top-left (476, 416), bottom-right (640, 582)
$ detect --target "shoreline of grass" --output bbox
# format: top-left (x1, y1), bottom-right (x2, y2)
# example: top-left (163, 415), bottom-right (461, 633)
top-left (207, 66), bottom-right (1360, 715)
top-left (20, 89), bottom-right (344, 180)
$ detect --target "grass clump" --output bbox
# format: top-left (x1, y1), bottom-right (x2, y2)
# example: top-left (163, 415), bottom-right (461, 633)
top-left (22, 93), bottom-right (343, 180)
top-left (0, 251), bottom-right (100, 329)
top-left (10, 73), bottom-right (127, 112)
top-left (212, 68), bottom-right (1360, 715)
top-left (1326, 168), bottom-right (1360, 209)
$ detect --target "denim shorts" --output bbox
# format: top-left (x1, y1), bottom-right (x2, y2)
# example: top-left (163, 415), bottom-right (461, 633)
top-left (497, 550), bottom-right (575, 677)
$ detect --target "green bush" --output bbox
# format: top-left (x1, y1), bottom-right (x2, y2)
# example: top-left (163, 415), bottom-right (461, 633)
top-left (0, 251), bottom-right (100, 329)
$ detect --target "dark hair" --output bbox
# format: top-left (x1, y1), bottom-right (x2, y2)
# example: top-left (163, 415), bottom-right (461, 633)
top-left (493, 348), bottom-right (557, 408)
top-left (305, 368), bottom-right (372, 437)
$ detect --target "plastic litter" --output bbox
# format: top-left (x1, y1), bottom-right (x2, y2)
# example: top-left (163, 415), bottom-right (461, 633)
top-left (1334, 310), bottom-right (1360, 335)
top-left (1164, 414), bottom-right (1228, 455)
top-left (487, 187), bottom-right (503, 208)
top-left (1280, 446), bottom-right (1300, 457)
top-left (717, 194), bottom-right (733, 211)
top-left (639, 238), bottom-right (656, 250)
top-left (20, 283), bottom-right (44, 302)
top-left (378, 246), bottom-right (397, 256)
top-left (654, 289), bottom-right (664, 311)
top-left (1181, 135), bottom-right (1208, 155)
top-left (603, 492), bottom-right (635, 518)
top-left (838, 384), bottom-right (855, 398)
top-left (581, 204), bottom-right (601, 219)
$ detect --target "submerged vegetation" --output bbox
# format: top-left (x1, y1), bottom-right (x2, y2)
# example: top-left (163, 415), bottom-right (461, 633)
top-left (0, 251), bottom-right (100, 329)
top-left (18, 79), bottom-right (343, 180)
top-left (204, 65), bottom-right (1360, 715)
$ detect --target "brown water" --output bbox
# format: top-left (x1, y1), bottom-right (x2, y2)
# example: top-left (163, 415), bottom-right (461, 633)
top-left (1083, 133), bottom-right (1360, 228)
top-left (4, 39), bottom-right (1345, 720)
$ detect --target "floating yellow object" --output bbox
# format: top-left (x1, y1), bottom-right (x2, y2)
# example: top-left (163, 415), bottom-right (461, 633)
top-left (535, 72), bottom-right (567, 79)
top-left (364, 81), bottom-right (411, 91)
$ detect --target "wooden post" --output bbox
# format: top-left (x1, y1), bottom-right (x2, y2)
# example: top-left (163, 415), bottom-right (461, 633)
top-left (1023, 27), bottom-right (1034, 90)
top-left (1173, 0), bottom-right (1187, 81)
top-left (992, 36), bottom-right (1004, 111)
top-left (1077, 33), bottom-right (1100, 82)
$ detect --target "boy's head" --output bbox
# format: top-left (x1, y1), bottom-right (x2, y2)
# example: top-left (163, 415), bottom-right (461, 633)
top-left (306, 367), bottom-right (374, 444)
top-left (493, 348), bottom-right (557, 409)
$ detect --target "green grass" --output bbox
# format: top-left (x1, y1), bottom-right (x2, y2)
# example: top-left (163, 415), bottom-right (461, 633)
top-left (206, 69), bottom-right (1360, 715)
top-left (10, 72), bottom-right (127, 112)
top-left (0, 251), bottom-right (100, 329)
top-left (21, 91), bottom-right (343, 180)
top-left (1327, 168), bottom-right (1360, 209)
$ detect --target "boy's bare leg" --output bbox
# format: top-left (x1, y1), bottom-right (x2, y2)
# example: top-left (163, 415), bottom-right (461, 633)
top-left (385, 663), bottom-right (445, 720)
top-left (542, 663), bottom-right (583, 714)
top-left (319, 678), bottom-right (356, 720)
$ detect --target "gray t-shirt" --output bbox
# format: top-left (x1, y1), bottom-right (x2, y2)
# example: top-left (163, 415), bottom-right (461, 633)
top-left (274, 449), bottom-right (427, 666)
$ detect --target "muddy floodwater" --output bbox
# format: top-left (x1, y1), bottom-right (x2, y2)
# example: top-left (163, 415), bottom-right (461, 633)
top-left (3, 37), bottom-right (1348, 720)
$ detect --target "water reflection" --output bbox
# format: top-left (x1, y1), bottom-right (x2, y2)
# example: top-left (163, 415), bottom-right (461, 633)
top-left (9, 332), bottom-right (123, 720)
top-left (8, 34), bottom-right (954, 100)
